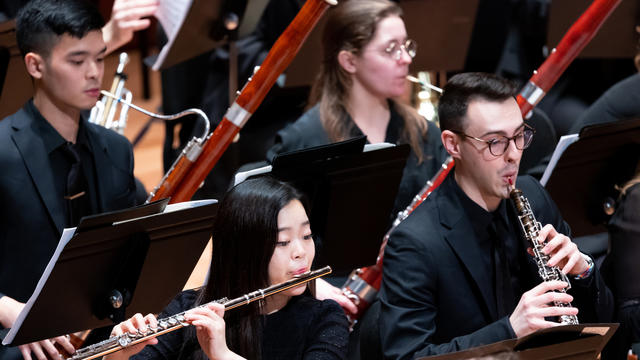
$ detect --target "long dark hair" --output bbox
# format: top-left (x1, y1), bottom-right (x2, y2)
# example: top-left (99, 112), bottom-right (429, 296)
top-left (309, 0), bottom-right (428, 162)
top-left (195, 176), bottom-right (306, 359)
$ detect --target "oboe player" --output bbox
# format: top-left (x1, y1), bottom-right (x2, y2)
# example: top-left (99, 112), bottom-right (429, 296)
top-left (379, 73), bottom-right (614, 359)
top-left (105, 177), bottom-right (349, 360)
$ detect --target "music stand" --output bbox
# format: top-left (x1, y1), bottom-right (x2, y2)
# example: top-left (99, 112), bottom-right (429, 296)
top-left (149, 0), bottom-right (272, 71)
top-left (284, 0), bottom-right (478, 87)
top-left (544, 118), bottom-right (640, 237)
top-left (419, 323), bottom-right (618, 360)
top-left (1, 199), bottom-right (218, 346)
top-left (242, 136), bottom-right (410, 277)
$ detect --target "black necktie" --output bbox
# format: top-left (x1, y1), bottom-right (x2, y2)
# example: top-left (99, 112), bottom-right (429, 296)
top-left (62, 142), bottom-right (88, 227)
top-left (490, 216), bottom-right (515, 318)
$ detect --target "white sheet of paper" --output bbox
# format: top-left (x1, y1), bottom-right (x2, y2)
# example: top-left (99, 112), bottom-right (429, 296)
top-left (540, 133), bottom-right (580, 187)
top-left (3, 228), bottom-right (76, 345)
top-left (152, 0), bottom-right (193, 70)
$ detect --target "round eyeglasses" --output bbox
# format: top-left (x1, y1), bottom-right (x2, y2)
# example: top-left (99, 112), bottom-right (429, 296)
top-left (452, 125), bottom-right (536, 156)
top-left (384, 39), bottom-right (417, 60)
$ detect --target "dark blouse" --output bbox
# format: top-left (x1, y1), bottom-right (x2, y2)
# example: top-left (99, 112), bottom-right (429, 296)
top-left (266, 104), bottom-right (449, 218)
top-left (133, 290), bottom-right (349, 360)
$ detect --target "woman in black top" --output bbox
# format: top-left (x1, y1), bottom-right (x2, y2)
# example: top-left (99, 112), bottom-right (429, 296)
top-left (267, 0), bottom-right (448, 216)
top-left (107, 177), bottom-right (349, 360)
top-left (603, 169), bottom-right (640, 359)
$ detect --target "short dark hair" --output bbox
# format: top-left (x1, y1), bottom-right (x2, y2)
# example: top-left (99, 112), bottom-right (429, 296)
top-left (198, 176), bottom-right (307, 358)
top-left (438, 72), bottom-right (518, 132)
top-left (15, 0), bottom-right (104, 58)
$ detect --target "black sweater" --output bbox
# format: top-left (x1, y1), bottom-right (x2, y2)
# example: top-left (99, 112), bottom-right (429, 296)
top-left (133, 290), bottom-right (349, 360)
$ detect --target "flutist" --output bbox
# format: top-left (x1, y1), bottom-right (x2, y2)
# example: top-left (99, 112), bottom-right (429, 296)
top-left (103, 177), bottom-right (348, 360)
top-left (379, 73), bottom-right (613, 359)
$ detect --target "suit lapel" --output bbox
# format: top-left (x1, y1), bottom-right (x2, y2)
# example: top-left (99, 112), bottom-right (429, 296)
top-left (437, 179), bottom-right (498, 321)
top-left (10, 110), bottom-right (65, 236)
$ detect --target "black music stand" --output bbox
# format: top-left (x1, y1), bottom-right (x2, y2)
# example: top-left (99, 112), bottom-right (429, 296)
top-left (1, 199), bottom-right (218, 346)
top-left (239, 136), bottom-right (410, 277)
top-left (544, 118), bottom-right (640, 237)
top-left (149, 0), bottom-right (269, 70)
top-left (419, 323), bottom-right (618, 360)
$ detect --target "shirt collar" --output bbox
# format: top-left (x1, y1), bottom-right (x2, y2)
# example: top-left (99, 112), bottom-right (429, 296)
top-left (26, 99), bottom-right (66, 154)
top-left (450, 173), bottom-right (510, 236)
top-left (345, 100), bottom-right (402, 144)
top-left (26, 99), bottom-right (92, 153)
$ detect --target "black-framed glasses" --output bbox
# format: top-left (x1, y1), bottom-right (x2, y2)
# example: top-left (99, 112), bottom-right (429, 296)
top-left (384, 39), bottom-right (417, 60)
top-left (452, 125), bottom-right (536, 156)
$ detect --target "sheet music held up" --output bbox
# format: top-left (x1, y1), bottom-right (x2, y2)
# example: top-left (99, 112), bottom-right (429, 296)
top-left (152, 0), bottom-right (192, 70)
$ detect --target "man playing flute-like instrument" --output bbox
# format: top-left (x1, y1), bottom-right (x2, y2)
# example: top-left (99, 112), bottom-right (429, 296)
top-left (379, 72), bottom-right (614, 359)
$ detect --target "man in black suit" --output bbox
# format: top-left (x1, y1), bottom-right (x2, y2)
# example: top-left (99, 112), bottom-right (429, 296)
top-left (379, 72), bottom-right (613, 359)
top-left (0, 1), bottom-right (139, 359)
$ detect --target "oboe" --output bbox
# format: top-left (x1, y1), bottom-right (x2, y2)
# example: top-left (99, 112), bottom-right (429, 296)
top-left (67, 266), bottom-right (332, 360)
top-left (508, 184), bottom-right (579, 325)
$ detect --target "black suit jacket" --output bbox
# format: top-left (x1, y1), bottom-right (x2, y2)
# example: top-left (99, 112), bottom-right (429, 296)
top-left (0, 103), bottom-right (137, 303)
top-left (379, 174), bottom-right (614, 359)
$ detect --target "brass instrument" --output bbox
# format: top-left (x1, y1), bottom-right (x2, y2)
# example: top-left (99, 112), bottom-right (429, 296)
top-left (89, 53), bottom-right (132, 134)
top-left (98, 90), bottom-right (211, 203)
top-left (509, 184), bottom-right (579, 325)
top-left (66, 266), bottom-right (332, 360)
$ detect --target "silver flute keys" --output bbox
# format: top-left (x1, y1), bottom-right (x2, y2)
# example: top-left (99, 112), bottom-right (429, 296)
top-left (509, 186), bottom-right (579, 325)
top-left (66, 266), bottom-right (331, 360)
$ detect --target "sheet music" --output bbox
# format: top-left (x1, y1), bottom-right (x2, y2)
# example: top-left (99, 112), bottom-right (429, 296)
top-left (2, 228), bottom-right (76, 345)
top-left (540, 134), bottom-right (579, 187)
top-left (2, 199), bottom-right (216, 345)
top-left (152, 0), bottom-right (193, 70)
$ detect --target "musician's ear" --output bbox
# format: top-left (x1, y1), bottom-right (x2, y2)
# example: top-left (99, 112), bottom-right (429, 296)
top-left (338, 50), bottom-right (357, 74)
top-left (24, 52), bottom-right (45, 79)
top-left (442, 130), bottom-right (461, 159)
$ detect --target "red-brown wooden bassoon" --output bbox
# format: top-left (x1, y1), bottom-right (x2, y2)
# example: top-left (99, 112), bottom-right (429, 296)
top-left (341, 0), bottom-right (621, 321)
top-left (148, 0), bottom-right (337, 203)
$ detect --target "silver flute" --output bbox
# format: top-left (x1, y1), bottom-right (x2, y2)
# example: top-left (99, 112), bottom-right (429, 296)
top-left (67, 266), bottom-right (332, 360)
top-left (509, 186), bottom-right (579, 325)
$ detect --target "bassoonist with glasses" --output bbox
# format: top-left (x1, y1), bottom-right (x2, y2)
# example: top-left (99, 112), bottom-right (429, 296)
top-left (340, 0), bottom-right (622, 321)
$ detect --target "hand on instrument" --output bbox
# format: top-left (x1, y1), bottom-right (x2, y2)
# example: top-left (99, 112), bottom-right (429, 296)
top-left (528, 224), bottom-right (589, 276)
top-left (105, 313), bottom-right (159, 360)
top-left (0, 296), bottom-right (76, 360)
top-left (315, 278), bottom-right (358, 316)
top-left (183, 303), bottom-right (243, 360)
top-left (509, 280), bottom-right (578, 338)
top-left (102, 0), bottom-right (159, 54)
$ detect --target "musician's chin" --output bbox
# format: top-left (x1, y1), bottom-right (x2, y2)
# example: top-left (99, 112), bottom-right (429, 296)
top-left (283, 283), bottom-right (308, 298)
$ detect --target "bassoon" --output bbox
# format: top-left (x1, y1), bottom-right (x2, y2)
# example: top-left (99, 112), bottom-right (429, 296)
top-left (341, 0), bottom-right (621, 321)
top-left (148, 0), bottom-right (337, 203)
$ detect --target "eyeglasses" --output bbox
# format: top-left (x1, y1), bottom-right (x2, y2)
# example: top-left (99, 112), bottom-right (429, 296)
top-left (452, 125), bottom-right (536, 156)
top-left (384, 39), bottom-right (417, 60)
